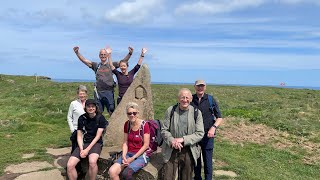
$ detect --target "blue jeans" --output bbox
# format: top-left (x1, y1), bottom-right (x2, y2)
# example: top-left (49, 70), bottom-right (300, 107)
top-left (116, 152), bottom-right (149, 172)
top-left (194, 134), bottom-right (214, 180)
top-left (94, 90), bottom-right (115, 113)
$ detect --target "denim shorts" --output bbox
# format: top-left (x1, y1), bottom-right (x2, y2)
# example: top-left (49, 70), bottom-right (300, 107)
top-left (116, 152), bottom-right (149, 172)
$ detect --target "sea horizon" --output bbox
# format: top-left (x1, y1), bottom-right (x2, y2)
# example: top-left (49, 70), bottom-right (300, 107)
top-left (52, 78), bottom-right (320, 90)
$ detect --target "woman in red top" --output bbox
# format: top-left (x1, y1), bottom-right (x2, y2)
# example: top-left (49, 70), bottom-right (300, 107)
top-left (108, 102), bottom-right (150, 180)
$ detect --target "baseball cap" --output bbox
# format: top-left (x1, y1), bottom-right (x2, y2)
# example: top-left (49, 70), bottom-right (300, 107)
top-left (195, 80), bottom-right (206, 86)
top-left (85, 99), bottom-right (98, 107)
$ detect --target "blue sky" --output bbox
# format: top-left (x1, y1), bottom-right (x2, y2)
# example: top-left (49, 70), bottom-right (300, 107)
top-left (1, 0), bottom-right (320, 87)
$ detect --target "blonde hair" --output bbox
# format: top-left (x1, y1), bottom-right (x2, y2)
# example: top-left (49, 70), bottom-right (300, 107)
top-left (125, 102), bottom-right (139, 113)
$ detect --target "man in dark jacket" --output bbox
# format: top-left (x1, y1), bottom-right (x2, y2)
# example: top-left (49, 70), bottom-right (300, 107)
top-left (192, 80), bottom-right (223, 180)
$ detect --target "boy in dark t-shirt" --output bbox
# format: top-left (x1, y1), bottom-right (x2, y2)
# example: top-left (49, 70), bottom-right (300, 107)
top-left (67, 99), bottom-right (108, 180)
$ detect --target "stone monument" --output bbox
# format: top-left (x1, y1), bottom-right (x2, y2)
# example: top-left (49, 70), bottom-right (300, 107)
top-left (104, 63), bottom-right (154, 147)
top-left (97, 64), bottom-right (162, 179)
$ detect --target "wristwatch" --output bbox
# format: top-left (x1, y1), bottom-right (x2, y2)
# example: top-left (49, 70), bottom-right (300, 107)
top-left (212, 124), bottom-right (218, 129)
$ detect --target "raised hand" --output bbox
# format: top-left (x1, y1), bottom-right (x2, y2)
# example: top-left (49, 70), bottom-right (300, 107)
top-left (141, 48), bottom-right (147, 55)
top-left (106, 47), bottom-right (112, 54)
top-left (73, 46), bottom-right (79, 53)
top-left (128, 46), bottom-right (134, 54)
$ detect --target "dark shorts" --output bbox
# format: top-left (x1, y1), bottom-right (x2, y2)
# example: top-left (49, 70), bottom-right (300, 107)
top-left (71, 143), bottom-right (102, 159)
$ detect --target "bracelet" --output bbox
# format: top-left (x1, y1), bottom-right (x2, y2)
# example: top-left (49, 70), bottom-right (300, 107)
top-left (129, 52), bottom-right (132, 55)
top-left (141, 55), bottom-right (144, 57)
top-left (212, 124), bottom-right (218, 129)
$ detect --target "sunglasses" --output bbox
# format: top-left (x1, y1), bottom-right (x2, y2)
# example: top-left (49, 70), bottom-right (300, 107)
top-left (127, 112), bottom-right (138, 116)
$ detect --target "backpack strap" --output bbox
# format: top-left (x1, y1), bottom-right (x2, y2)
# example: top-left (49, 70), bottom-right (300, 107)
top-left (207, 95), bottom-right (217, 122)
top-left (169, 104), bottom-right (198, 128)
top-left (208, 95), bottom-right (214, 109)
top-left (169, 104), bottom-right (178, 130)
top-left (194, 106), bottom-right (198, 123)
top-left (139, 120), bottom-right (146, 141)
top-left (127, 120), bottom-right (145, 142)
top-left (95, 63), bottom-right (102, 75)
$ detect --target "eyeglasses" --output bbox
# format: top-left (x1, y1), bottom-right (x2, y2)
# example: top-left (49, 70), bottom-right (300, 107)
top-left (179, 96), bottom-right (191, 100)
top-left (127, 112), bottom-right (138, 116)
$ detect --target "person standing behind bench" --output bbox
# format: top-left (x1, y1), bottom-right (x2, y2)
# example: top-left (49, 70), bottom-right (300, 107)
top-left (67, 85), bottom-right (87, 153)
top-left (108, 47), bottom-right (147, 105)
top-left (193, 80), bottom-right (223, 180)
top-left (161, 88), bottom-right (204, 180)
top-left (73, 46), bottom-right (133, 116)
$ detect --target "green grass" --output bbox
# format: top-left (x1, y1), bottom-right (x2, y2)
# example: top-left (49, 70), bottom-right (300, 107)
top-left (214, 140), bottom-right (320, 180)
top-left (0, 74), bottom-right (319, 179)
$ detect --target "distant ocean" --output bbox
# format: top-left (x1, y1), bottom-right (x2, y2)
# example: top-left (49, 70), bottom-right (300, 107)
top-left (52, 78), bottom-right (320, 90)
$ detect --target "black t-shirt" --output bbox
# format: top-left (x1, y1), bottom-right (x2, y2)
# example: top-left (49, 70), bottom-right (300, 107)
top-left (77, 114), bottom-right (108, 144)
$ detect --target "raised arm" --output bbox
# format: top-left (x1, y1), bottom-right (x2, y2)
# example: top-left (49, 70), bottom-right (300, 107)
top-left (73, 46), bottom-right (93, 68)
top-left (137, 48), bottom-right (147, 65)
top-left (113, 46), bottom-right (134, 68)
top-left (106, 48), bottom-right (115, 70)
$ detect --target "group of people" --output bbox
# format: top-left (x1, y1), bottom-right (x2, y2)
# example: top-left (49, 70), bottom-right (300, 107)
top-left (66, 46), bottom-right (223, 180)
top-left (73, 46), bottom-right (147, 116)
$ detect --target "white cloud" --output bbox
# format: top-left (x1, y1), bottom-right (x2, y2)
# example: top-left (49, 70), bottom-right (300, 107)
top-left (105, 0), bottom-right (163, 24)
top-left (175, 0), bottom-right (320, 15)
top-left (278, 0), bottom-right (320, 5)
top-left (175, 0), bottom-right (265, 15)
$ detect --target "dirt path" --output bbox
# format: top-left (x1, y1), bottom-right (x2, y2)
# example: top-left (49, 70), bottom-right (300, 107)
top-left (220, 117), bottom-right (320, 165)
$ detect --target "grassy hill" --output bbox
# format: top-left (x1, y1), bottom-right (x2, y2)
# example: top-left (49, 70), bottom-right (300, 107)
top-left (0, 74), bottom-right (319, 179)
